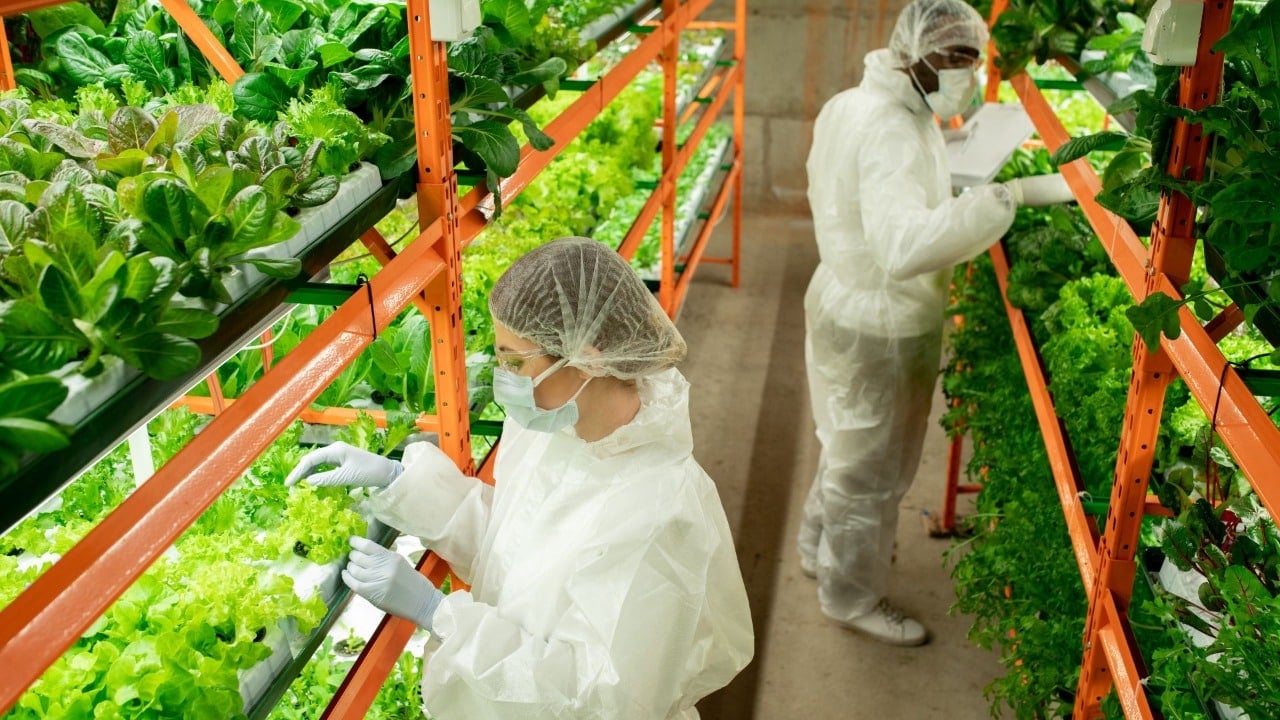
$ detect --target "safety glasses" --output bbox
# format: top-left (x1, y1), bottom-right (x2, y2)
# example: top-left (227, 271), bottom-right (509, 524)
top-left (495, 347), bottom-right (549, 372)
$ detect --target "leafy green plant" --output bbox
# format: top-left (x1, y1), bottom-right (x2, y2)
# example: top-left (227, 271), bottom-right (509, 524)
top-left (1, 410), bottom-right (370, 720)
top-left (1150, 490), bottom-right (1280, 718)
top-left (983, 0), bottom-right (1155, 77)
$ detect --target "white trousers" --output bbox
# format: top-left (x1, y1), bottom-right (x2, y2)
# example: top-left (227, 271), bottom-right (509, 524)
top-left (799, 310), bottom-right (940, 621)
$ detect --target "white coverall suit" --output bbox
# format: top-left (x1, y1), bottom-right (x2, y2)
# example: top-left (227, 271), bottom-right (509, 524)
top-left (799, 48), bottom-right (1016, 622)
top-left (370, 368), bottom-right (754, 719)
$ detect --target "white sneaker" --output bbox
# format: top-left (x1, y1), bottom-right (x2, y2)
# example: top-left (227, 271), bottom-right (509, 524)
top-left (799, 555), bottom-right (817, 579)
top-left (837, 598), bottom-right (929, 646)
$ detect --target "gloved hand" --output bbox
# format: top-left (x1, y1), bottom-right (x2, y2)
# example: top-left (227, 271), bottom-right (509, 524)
top-left (285, 441), bottom-right (404, 488)
top-left (941, 126), bottom-right (971, 143)
top-left (1004, 173), bottom-right (1075, 207)
top-left (343, 536), bottom-right (444, 631)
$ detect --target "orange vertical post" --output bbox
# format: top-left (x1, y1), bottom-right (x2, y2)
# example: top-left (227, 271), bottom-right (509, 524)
top-left (658, 0), bottom-right (679, 313)
top-left (407, 0), bottom-right (472, 473)
top-left (321, 1), bottom-right (472, 715)
top-left (206, 372), bottom-right (227, 414)
top-left (730, 0), bottom-right (745, 289)
top-left (1072, 2), bottom-right (1234, 716)
top-left (0, 20), bottom-right (15, 92)
top-left (984, 0), bottom-right (1007, 102)
top-left (260, 329), bottom-right (275, 372)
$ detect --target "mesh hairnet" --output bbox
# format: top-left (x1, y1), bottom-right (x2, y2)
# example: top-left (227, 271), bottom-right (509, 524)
top-left (887, 0), bottom-right (988, 69)
top-left (489, 237), bottom-right (687, 380)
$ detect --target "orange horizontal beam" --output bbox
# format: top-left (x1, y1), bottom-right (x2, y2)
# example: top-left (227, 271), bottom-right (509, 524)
top-left (175, 396), bottom-right (444, 433)
top-left (1144, 496), bottom-right (1173, 518)
top-left (674, 64), bottom-right (739, 184)
top-left (990, 241), bottom-right (1100, 589)
top-left (617, 183), bottom-right (664, 261)
top-left (1010, 73), bottom-right (1147, 292)
top-left (672, 157), bottom-right (740, 313)
top-left (1154, 284), bottom-right (1280, 521)
top-left (0, 220), bottom-right (447, 714)
top-left (1204, 303), bottom-right (1244, 343)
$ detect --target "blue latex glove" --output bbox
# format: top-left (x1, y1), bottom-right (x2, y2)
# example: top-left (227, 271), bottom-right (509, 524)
top-left (285, 442), bottom-right (404, 488)
top-left (343, 536), bottom-right (444, 631)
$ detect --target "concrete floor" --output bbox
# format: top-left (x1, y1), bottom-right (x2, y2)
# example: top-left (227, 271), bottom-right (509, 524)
top-left (679, 213), bottom-right (1005, 720)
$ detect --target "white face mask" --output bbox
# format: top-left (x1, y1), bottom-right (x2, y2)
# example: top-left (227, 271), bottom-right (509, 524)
top-left (917, 63), bottom-right (977, 119)
top-left (493, 358), bottom-right (593, 434)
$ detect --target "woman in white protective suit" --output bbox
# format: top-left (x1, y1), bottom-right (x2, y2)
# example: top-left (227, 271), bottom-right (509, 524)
top-left (287, 236), bottom-right (754, 719)
top-left (799, 0), bottom-right (1076, 646)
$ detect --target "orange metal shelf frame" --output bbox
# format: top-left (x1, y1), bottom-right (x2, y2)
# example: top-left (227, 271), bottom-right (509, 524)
top-left (988, 242), bottom-right (1101, 589)
top-left (969, 0), bottom-right (1280, 716)
top-left (0, 0), bottom-right (745, 717)
top-left (186, 0), bottom-right (743, 433)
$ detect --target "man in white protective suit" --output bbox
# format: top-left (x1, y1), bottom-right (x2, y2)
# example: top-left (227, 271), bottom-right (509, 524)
top-left (287, 237), bottom-right (754, 718)
top-left (800, 0), bottom-right (1076, 646)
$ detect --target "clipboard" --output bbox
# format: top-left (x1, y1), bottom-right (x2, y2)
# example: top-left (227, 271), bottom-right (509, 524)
top-left (946, 103), bottom-right (1036, 189)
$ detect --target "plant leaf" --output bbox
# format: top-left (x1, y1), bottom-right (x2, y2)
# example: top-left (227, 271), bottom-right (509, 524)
top-left (0, 299), bottom-right (86, 373)
top-left (0, 417), bottom-right (71, 453)
top-left (21, 120), bottom-right (107, 159)
top-left (453, 120), bottom-right (520, 177)
top-left (194, 165), bottom-right (237, 215)
top-left (0, 200), bottom-right (30, 250)
top-left (227, 185), bottom-right (273, 247)
top-left (231, 3), bottom-right (278, 65)
top-left (55, 32), bottom-right (128, 86)
top-left (172, 104), bottom-right (222, 144)
top-left (113, 333), bottom-right (201, 380)
top-left (0, 375), bottom-right (68, 420)
top-left (509, 57), bottom-right (568, 88)
top-left (94, 148), bottom-right (151, 177)
top-left (243, 256), bottom-right (301, 278)
top-left (1050, 130), bottom-right (1131, 167)
top-left (123, 30), bottom-right (173, 92)
top-left (155, 307), bottom-right (219, 339)
top-left (108, 106), bottom-right (158, 153)
top-left (507, 107), bottom-right (554, 151)
top-left (38, 264), bottom-right (85, 319)
top-left (316, 42), bottom-right (354, 67)
top-left (1209, 179), bottom-right (1277, 224)
top-left (233, 72), bottom-right (291, 123)
top-left (294, 175), bottom-right (338, 207)
top-left (140, 178), bottom-right (199, 241)
top-left (260, 0), bottom-right (307, 33)
top-left (1125, 292), bottom-right (1184, 350)
top-left (452, 74), bottom-right (510, 111)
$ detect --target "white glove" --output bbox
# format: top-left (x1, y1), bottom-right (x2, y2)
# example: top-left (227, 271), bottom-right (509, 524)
top-left (941, 127), bottom-right (972, 143)
top-left (285, 441), bottom-right (404, 488)
top-left (1004, 173), bottom-right (1075, 207)
top-left (343, 536), bottom-right (444, 631)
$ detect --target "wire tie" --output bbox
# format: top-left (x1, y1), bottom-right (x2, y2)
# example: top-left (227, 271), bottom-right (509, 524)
top-left (357, 273), bottom-right (377, 341)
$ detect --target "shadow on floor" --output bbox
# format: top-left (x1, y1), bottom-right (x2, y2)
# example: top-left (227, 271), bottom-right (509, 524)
top-left (695, 220), bottom-right (816, 720)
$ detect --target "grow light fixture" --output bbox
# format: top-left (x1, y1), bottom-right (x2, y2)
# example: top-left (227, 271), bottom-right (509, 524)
top-left (430, 0), bottom-right (482, 41)
top-left (1142, 0), bottom-right (1203, 66)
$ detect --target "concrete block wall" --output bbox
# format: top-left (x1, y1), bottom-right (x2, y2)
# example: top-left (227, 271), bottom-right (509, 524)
top-left (706, 0), bottom-right (914, 214)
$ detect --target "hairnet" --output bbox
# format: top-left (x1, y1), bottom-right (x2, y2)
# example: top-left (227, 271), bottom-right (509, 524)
top-left (489, 237), bottom-right (687, 380)
top-left (887, 0), bottom-right (988, 69)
